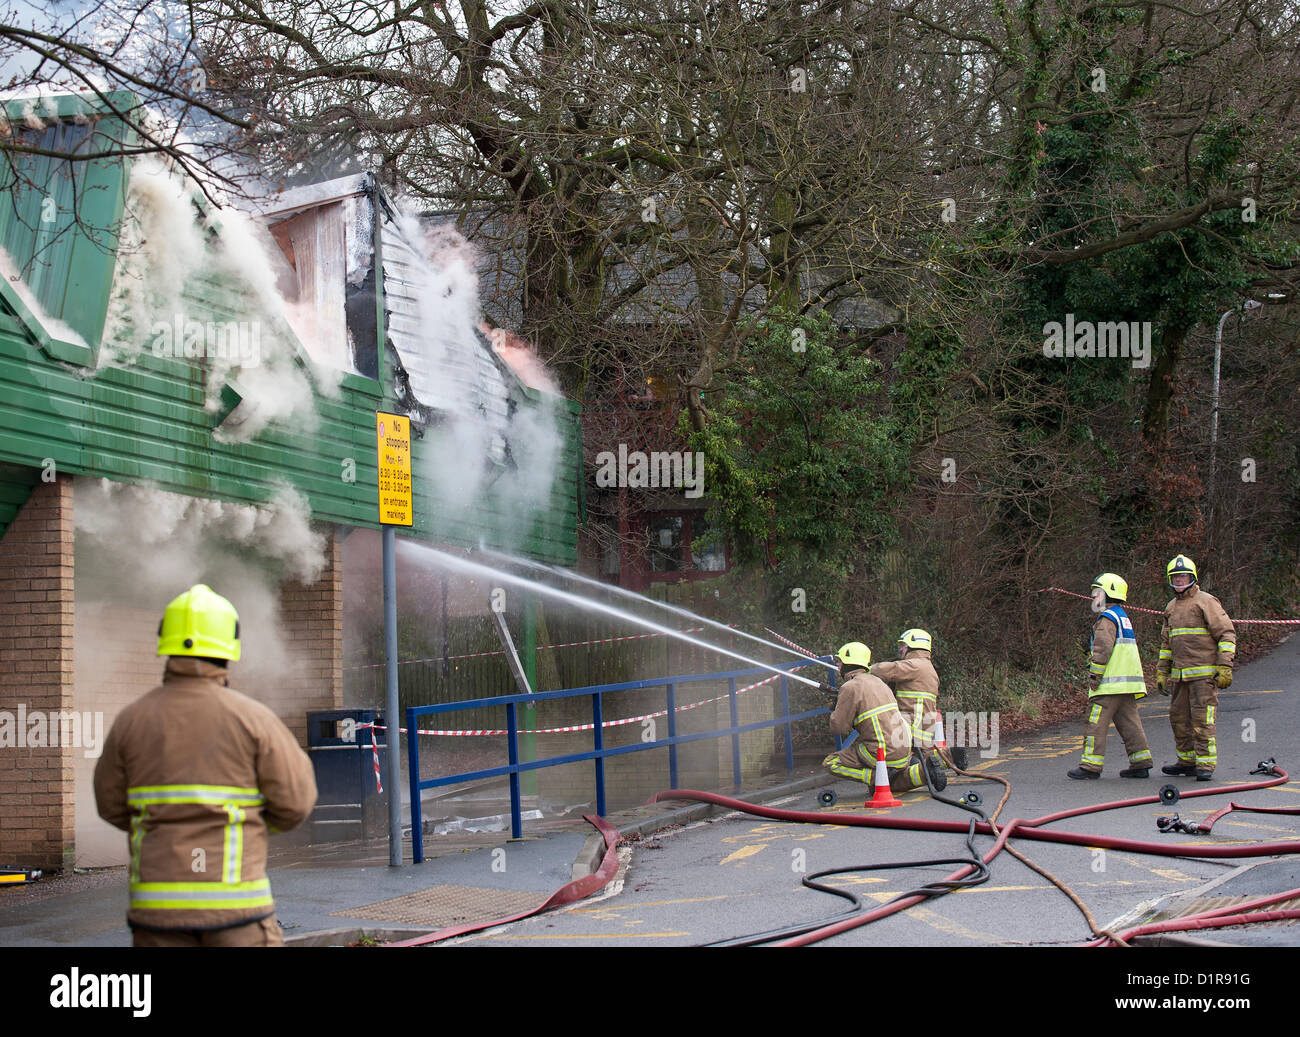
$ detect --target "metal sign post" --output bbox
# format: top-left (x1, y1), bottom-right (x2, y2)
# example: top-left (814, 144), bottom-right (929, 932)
top-left (377, 411), bottom-right (413, 866)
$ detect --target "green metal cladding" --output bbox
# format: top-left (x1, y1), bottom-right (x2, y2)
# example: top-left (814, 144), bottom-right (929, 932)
top-left (0, 91), bottom-right (579, 560)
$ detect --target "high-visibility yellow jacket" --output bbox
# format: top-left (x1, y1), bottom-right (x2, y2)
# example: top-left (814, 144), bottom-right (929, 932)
top-left (829, 668), bottom-right (912, 768)
top-left (1088, 606), bottom-right (1146, 697)
top-left (1156, 587), bottom-right (1236, 682)
top-left (93, 657), bottom-right (317, 931)
top-left (870, 650), bottom-right (939, 744)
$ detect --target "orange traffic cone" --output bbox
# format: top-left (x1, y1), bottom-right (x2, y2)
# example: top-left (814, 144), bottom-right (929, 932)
top-left (933, 715), bottom-right (947, 751)
top-left (866, 747), bottom-right (903, 808)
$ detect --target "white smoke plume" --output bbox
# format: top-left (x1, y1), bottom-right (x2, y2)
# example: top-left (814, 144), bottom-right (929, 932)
top-left (74, 478), bottom-right (326, 680)
top-left (394, 211), bottom-right (566, 551)
top-left (99, 156), bottom-right (325, 440)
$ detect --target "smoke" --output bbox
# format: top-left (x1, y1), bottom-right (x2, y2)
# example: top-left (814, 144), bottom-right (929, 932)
top-left (395, 211), bottom-right (565, 550)
top-left (100, 156), bottom-right (324, 440)
top-left (74, 477), bottom-right (326, 680)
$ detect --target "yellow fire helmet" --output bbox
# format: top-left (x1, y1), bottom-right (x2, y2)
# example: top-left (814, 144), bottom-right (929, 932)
top-left (1166, 555), bottom-right (1198, 590)
top-left (836, 642), bottom-right (872, 669)
top-left (157, 584), bottom-right (241, 661)
top-left (1090, 573), bottom-right (1128, 603)
top-left (897, 628), bottom-right (932, 652)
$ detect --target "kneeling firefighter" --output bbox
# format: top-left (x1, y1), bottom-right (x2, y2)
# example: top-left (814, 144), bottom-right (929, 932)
top-left (820, 642), bottom-right (945, 793)
top-left (93, 585), bottom-right (318, 947)
top-left (868, 628), bottom-right (946, 758)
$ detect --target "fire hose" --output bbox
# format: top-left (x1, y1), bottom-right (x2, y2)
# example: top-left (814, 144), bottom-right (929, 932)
top-left (650, 758), bottom-right (1300, 946)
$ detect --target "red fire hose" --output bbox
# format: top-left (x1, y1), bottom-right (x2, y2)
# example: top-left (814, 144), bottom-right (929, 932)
top-left (387, 813), bottom-right (622, 947)
top-left (649, 764), bottom-right (1299, 945)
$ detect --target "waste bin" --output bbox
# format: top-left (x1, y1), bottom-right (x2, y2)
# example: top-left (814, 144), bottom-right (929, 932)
top-left (306, 708), bottom-right (388, 843)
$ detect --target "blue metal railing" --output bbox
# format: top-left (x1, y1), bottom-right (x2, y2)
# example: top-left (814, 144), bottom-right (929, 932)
top-left (406, 656), bottom-right (835, 862)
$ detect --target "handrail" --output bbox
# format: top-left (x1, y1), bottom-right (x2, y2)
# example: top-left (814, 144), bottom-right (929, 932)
top-left (407, 656), bottom-right (834, 861)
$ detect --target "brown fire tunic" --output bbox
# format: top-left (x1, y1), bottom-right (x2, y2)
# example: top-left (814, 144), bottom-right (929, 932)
top-left (94, 657), bottom-right (318, 932)
top-left (870, 650), bottom-right (940, 748)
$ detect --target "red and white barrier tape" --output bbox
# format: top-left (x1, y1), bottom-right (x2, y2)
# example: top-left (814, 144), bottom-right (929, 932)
top-left (343, 626), bottom-right (709, 671)
top-left (1037, 586), bottom-right (1300, 624)
top-left (355, 723), bottom-right (383, 794)
top-left (367, 664), bottom-right (815, 740)
top-left (764, 627), bottom-right (824, 660)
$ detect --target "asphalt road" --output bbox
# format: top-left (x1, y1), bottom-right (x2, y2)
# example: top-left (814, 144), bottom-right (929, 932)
top-left (452, 632), bottom-right (1300, 947)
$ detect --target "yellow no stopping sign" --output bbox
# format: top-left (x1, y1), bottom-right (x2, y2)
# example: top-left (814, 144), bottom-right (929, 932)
top-left (376, 411), bottom-right (413, 526)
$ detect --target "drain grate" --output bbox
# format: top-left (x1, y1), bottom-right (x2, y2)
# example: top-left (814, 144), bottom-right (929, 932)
top-left (331, 885), bottom-right (542, 926)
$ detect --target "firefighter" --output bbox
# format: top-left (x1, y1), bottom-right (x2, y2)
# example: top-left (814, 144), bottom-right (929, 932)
top-left (94, 585), bottom-right (317, 947)
top-left (820, 642), bottom-right (945, 793)
top-left (1155, 555), bottom-right (1236, 781)
top-left (869, 628), bottom-right (941, 755)
top-left (1067, 573), bottom-right (1153, 780)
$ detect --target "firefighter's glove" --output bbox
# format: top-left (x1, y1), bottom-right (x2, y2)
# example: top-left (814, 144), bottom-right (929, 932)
top-left (1087, 678), bottom-right (1100, 694)
top-left (1156, 672), bottom-right (1168, 696)
top-left (1215, 665), bottom-right (1233, 690)
top-left (818, 681), bottom-right (835, 695)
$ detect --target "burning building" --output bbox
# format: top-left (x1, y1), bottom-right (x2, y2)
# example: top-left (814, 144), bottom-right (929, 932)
top-left (0, 89), bottom-right (581, 871)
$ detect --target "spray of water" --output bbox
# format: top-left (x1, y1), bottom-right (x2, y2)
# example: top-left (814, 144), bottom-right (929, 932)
top-left (401, 542), bottom-right (824, 689)
top-left (476, 545), bottom-right (838, 674)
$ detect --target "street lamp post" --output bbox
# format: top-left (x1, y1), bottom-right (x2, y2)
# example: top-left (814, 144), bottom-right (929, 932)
top-left (1209, 299), bottom-right (1262, 494)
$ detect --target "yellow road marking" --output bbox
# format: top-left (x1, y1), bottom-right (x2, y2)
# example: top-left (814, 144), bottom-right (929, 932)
top-left (719, 844), bottom-right (767, 865)
top-left (857, 891), bottom-right (1002, 942)
top-left (486, 932), bottom-right (692, 940)
top-left (575, 895), bottom-right (735, 913)
top-left (1222, 820), bottom-right (1300, 836)
top-left (1110, 854), bottom-right (1200, 882)
top-left (816, 874), bottom-right (889, 886)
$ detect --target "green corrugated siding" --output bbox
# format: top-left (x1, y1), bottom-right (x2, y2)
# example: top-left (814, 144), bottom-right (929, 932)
top-left (0, 107), bottom-right (130, 350)
top-left (0, 266), bottom-right (579, 566)
top-left (0, 92), bottom-right (578, 565)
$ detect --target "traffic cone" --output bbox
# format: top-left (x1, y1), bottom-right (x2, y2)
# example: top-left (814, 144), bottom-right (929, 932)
top-left (866, 747), bottom-right (903, 808)
top-left (933, 715), bottom-right (947, 750)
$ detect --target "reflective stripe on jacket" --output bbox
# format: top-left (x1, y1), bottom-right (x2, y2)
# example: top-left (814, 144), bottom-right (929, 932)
top-left (94, 658), bottom-right (317, 931)
top-left (870, 651), bottom-right (940, 743)
top-left (1089, 606), bottom-right (1146, 698)
top-left (829, 669), bottom-right (911, 767)
top-left (1156, 587), bottom-right (1236, 681)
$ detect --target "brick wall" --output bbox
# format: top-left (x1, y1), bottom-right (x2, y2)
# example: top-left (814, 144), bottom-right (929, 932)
top-left (264, 527), bottom-right (344, 744)
top-left (0, 475), bottom-right (76, 873)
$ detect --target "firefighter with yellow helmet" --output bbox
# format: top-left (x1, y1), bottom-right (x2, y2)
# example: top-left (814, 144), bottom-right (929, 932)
top-left (869, 628), bottom-right (941, 755)
top-left (1155, 555), bottom-right (1236, 781)
top-left (820, 642), bottom-right (945, 793)
top-left (1067, 573), bottom-right (1153, 780)
top-left (94, 585), bottom-right (317, 946)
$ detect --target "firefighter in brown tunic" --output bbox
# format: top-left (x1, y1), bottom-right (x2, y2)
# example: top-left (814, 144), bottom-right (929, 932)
top-left (94, 585), bottom-right (317, 946)
top-left (1155, 555), bottom-right (1236, 781)
top-left (869, 629), bottom-right (941, 754)
top-left (820, 642), bottom-right (945, 793)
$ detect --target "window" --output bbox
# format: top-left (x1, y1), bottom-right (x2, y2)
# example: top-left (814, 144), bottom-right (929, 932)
top-left (644, 512), bottom-right (728, 581)
top-left (0, 110), bottom-right (127, 354)
top-left (648, 515), bottom-right (683, 572)
top-left (690, 518), bottom-right (727, 572)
